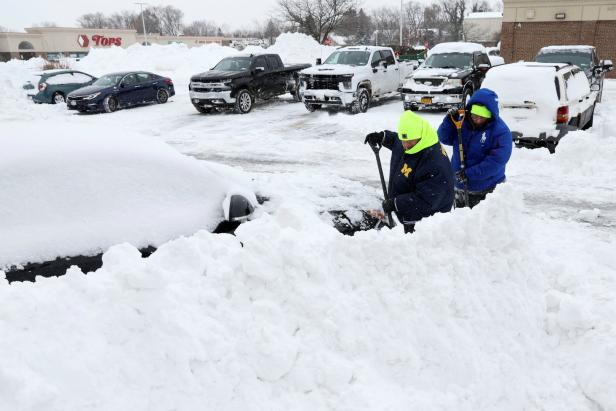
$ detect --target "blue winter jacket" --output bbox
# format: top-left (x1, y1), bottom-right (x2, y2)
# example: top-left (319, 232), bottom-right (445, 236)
top-left (382, 131), bottom-right (454, 225)
top-left (437, 88), bottom-right (513, 192)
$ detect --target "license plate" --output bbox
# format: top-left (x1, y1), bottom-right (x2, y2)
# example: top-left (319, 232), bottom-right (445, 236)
top-left (421, 97), bottom-right (432, 104)
top-left (70, 101), bottom-right (76, 106)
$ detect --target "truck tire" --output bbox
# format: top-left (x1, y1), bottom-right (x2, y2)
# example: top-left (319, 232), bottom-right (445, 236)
top-left (305, 103), bottom-right (321, 112)
top-left (349, 88), bottom-right (370, 114)
top-left (234, 89), bottom-right (254, 114)
top-left (291, 79), bottom-right (302, 102)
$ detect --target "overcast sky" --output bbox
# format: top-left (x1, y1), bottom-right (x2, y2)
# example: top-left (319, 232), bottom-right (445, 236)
top-left (1, 0), bottom-right (430, 32)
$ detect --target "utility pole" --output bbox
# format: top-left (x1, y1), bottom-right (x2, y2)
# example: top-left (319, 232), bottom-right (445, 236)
top-left (135, 2), bottom-right (148, 46)
top-left (400, 0), bottom-right (403, 46)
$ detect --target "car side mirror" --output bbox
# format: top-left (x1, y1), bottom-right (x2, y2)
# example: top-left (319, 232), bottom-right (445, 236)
top-left (602, 59), bottom-right (613, 71)
top-left (316, 58), bottom-right (322, 65)
top-left (590, 83), bottom-right (601, 91)
top-left (477, 63), bottom-right (490, 72)
top-left (225, 194), bottom-right (255, 222)
top-left (119, 82), bottom-right (126, 88)
top-left (254, 67), bottom-right (265, 74)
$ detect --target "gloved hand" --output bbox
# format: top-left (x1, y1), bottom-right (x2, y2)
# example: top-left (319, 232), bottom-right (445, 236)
top-left (364, 131), bottom-right (384, 147)
top-left (447, 107), bottom-right (462, 122)
top-left (455, 170), bottom-right (467, 185)
top-left (382, 198), bottom-right (396, 214)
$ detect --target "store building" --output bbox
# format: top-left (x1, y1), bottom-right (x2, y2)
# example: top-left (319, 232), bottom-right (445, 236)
top-left (500, 0), bottom-right (616, 77)
top-left (0, 27), bottom-right (233, 62)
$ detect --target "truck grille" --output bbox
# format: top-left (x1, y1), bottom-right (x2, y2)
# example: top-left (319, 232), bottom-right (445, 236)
top-left (304, 75), bottom-right (343, 90)
top-left (191, 81), bottom-right (230, 92)
top-left (414, 78), bottom-right (444, 87)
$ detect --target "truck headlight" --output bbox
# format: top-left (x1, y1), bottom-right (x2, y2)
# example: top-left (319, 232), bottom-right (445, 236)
top-left (341, 75), bottom-right (353, 89)
top-left (444, 78), bottom-right (463, 88)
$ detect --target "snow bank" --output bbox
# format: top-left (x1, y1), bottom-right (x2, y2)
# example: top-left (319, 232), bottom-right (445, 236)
top-left (0, 124), bottom-right (256, 269)
top-left (1, 186), bottom-right (610, 410)
top-left (245, 32), bottom-right (336, 64)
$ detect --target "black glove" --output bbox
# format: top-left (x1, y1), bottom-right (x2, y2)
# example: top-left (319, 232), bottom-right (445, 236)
top-left (382, 198), bottom-right (396, 214)
top-left (364, 131), bottom-right (384, 147)
top-left (455, 170), bottom-right (467, 185)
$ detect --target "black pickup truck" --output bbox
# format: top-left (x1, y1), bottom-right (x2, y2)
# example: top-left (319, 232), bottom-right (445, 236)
top-left (189, 53), bottom-right (310, 114)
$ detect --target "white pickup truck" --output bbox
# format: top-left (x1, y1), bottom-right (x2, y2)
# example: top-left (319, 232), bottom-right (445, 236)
top-left (298, 46), bottom-right (414, 114)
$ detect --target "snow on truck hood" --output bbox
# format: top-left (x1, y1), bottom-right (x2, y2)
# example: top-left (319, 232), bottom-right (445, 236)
top-left (0, 125), bottom-right (257, 269)
top-left (411, 67), bottom-right (461, 78)
top-left (300, 64), bottom-right (358, 76)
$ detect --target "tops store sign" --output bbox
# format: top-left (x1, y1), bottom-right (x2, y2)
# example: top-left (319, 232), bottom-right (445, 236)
top-left (77, 34), bottom-right (122, 48)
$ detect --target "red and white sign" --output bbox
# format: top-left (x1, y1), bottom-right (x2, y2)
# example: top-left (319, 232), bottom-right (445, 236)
top-left (77, 34), bottom-right (122, 48)
top-left (77, 34), bottom-right (89, 48)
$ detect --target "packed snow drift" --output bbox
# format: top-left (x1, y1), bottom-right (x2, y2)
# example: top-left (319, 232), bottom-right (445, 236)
top-left (0, 33), bottom-right (615, 411)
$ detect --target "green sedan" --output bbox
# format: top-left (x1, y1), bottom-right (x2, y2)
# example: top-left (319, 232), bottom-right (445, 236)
top-left (23, 70), bottom-right (97, 104)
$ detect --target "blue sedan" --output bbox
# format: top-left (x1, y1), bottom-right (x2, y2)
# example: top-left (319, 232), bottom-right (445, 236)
top-left (67, 71), bottom-right (175, 113)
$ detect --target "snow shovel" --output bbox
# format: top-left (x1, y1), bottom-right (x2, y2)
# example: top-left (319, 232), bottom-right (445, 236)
top-left (369, 142), bottom-right (395, 228)
top-left (450, 109), bottom-right (470, 208)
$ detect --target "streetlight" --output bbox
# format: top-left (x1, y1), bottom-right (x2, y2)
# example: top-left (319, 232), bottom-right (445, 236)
top-left (134, 2), bottom-right (149, 46)
top-left (400, 0), bottom-right (403, 47)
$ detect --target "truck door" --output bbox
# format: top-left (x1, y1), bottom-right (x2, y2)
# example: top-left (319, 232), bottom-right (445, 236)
top-left (380, 49), bottom-right (399, 92)
top-left (267, 55), bottom-right (287, 96)
top-left (370, 51), bottom-right (385, 95)
top-left (251, 56), bottom-right (270, 98)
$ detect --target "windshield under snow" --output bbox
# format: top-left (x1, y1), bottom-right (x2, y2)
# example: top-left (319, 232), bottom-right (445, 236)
top-left (323, 51), bottom-right (371, 66)
top-left (214, 57), bottom-right (252, 71)
top-left (535, 51), bottom-right (592, 70)
top-left (92, 74), bottom-right (123, 87)
top-left (424, 53), bottom-right (473, 69)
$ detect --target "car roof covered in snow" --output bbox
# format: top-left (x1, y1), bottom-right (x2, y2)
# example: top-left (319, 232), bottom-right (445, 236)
top-left (513, 62), bottom-right (573, 70)
top-left (428, 42), bottom-right (485, 55)
top-left (337, 46), bottom-right (391, 52)
top-left (538, 45), bottom-right (595, 53)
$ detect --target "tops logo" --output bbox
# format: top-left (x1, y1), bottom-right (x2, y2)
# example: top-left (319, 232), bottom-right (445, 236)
top-left (77, 34), bottom-right (122, 48)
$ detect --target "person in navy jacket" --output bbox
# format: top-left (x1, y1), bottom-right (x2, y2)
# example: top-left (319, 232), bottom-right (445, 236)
top-left (437, 88), bottom-right (512, 208)
top-left (365, 111), bottom-right (454, 233)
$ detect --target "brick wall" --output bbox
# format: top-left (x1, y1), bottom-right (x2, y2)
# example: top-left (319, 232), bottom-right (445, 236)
top-left (501, 21), bottom-right (616, 78)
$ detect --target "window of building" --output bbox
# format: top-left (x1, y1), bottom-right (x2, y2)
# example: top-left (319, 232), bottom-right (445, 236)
top-left (18, 41), bottom-right (34, 50)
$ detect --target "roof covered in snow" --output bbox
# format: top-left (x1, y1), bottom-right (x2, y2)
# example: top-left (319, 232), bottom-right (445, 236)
top-left (429, 42), bottom-right (485, 55)
top-left (539, 45), bottom-right (595, 53)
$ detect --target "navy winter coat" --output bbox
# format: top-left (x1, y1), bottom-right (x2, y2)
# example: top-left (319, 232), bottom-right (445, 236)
top-left (382, 131), bottom-right (455, 225)
top-left (437, 88), bottom-right (513, 192)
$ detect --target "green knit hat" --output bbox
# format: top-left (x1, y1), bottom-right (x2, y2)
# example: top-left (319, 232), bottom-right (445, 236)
top-left (470, 104), bottom-right (492, 118)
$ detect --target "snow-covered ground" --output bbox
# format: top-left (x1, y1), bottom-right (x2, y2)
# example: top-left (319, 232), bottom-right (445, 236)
top-left (1, 35), bottom-right (615, 410)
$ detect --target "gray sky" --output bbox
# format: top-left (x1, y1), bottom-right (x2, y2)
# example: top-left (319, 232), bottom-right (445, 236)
top-left (1, 0), bottom-right (423, 32)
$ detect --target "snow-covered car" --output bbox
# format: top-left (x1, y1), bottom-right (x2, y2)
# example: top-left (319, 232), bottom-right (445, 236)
top-left (481, 62), bottom-right (596, 153)
top-left (22, 70), bottom-right (97, 104)
top-left (1, 129), bottom-right (259, 282)
top-left (534, 45), bottom-right (613, 102)
top-left (401, 42), bottom-right (491, 111)
top-left (298, 46), bottom-right (413, 114)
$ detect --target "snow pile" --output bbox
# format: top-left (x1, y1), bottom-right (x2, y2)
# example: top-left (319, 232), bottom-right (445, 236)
top-left (1, 186), bottom-right (613, 410)
top-left (0, 124), bottom-right (256, 269)
top-left (0, 57), bottom-right (46, 118)
top-left (246, 32), bottom-right (336, 64)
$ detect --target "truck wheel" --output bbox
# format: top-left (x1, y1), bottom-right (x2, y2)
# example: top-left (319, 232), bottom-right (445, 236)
top-left (305, 103), bottom-right (321, 112)
top-left (350, 88), bottom-right (370, 114)
top-left (235, 89), bottom-right (254, 114)
top-left (582, 104), bottom-right (595, 130)
top-left (291, 79), bottom-right (302, 102)
top-left (193, 104), bottom-right (212, 114)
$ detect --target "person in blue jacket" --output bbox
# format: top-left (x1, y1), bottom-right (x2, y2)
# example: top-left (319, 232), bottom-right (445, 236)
top-left (437, 88), bottom-right (513, 208)
top-left (365, 110), bottom-right (454, 233)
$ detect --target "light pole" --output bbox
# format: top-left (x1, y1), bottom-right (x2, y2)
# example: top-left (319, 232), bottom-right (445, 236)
top-left (399, 0), bottom-right (403, 47)
top-left (135, 2), bottom-right (148, 46)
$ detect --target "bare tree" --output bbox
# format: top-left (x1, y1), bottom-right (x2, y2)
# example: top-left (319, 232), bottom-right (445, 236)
top-left (264, 19), bottom-right (282, 44)
top-left (157, 5), bottom-right (184, 36)
top-left (471, 0), bottom-right (491, 12)
top-left (77, 12), bottom-right (108, 29)
top-left (440, 0), bottom-right (466, 41)
top-left (404, 1), bottom-right (424, 46)
top-left (32, 21), bottom-right (58, 27)
top-left (278, 0), bottom-right (358, 43)
top-left (184, 20), bottom-right (218, 36)
top-left (107, 11), bottom-right (138, 30)
top-left (371, 7), bottom-right (399, 45)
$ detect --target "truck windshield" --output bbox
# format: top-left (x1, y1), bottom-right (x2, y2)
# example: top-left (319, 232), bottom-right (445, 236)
top-left (92, 74), bottom-right (124, 87)
top-left (324, 51), bottom-right (371, 66)
top-left (535, 51), bottom-right (592, 70)
top-left (424, 53), bottom-right (473, 69)
top-left (213, 57), bottom-right (252, 71)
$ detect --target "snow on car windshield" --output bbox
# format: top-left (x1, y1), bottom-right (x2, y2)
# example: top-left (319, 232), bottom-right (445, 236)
top-left (92, 74), bottom-right (123, 87)
top-left (535, 51), bottom-right (592, 70)
top-left (323, 51), bottom-right (370, 66)
top-left (424, 53), bottom-right (473, 69)
top-left (214, 57), bottom-right (251, 71)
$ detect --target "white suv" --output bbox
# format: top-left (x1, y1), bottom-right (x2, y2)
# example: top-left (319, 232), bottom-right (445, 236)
top-left (481, 62), bottom-right (596, 153)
